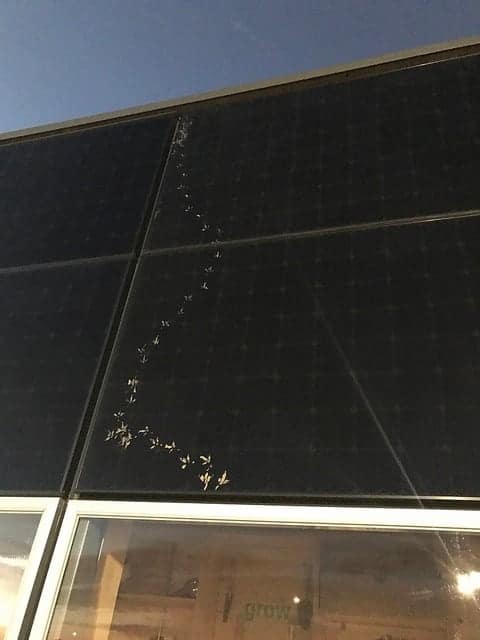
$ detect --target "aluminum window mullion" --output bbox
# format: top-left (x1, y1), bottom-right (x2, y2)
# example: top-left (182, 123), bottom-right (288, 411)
top-left (29, 502), bottom-right (80, 640)
top-left (0, 497), bottom-right (60, 640)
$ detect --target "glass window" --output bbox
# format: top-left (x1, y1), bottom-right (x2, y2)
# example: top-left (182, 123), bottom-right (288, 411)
top-left (47, 518), bottom-right (480, 640)
top-left (0, 513), bottom-right (40, 640)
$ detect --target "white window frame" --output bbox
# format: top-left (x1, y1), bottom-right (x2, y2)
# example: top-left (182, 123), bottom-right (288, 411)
top-left (29, 500), bottom-right (480, 639)
top-left (0, 497), bottom-right (60, 640)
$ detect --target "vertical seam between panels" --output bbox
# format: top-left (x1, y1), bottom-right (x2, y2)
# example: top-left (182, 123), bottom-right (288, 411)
top-left (61, 118), bottom-right (179, 495)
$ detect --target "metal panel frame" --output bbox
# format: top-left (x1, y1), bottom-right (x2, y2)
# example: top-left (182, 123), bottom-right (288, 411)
top-left (29, 499), bottom-right (480, 639)
top-left (1, 35), bottom-right (480, 144)
top-left (0, 497), bottom-right (60, 640)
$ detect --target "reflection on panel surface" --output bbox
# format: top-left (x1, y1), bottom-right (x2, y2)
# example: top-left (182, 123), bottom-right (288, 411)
top-left (78, 217), bottom-right (480, 497)
top-left (0, 258), bottom-right (128, 493)
top-left (148, 54), bottom-right (480, 250)
top-left (0, 116), bottom-right (172, 268)
top-left (48, 517), bottom-right (480, 640)
top-left (0, 513), bottom-right (39, 640)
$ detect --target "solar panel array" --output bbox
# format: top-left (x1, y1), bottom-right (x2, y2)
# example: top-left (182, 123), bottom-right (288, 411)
top-left (79, 218), bottom-right (480, 497)
top-left (1, 52), bottom-right (480, 498)
top-left (0, 259), bottom-right (128, 491)
top-left (0, 117), bottom-right (173, 267)
top-left (0, 116), bottom-right (174, 493)
top-left (147, 54), bottom-right (480, 250)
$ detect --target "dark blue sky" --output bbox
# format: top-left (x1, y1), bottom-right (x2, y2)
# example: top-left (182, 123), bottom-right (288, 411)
top-left (1, 0), bottom-right (480, 133)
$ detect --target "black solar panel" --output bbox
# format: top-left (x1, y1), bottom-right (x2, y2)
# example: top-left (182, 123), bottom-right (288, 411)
top-left (0, 258), bottom-right (128, 493)
top-left (0, 116), bottom-right (173, 269)
top-left (76, 216), bottom-right (480, 497)
top-left (148, 54), bottom-right (480, 251)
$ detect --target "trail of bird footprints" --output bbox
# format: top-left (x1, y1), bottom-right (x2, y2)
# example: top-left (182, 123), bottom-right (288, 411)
top-left (105, 117), bottom-right (230, 492)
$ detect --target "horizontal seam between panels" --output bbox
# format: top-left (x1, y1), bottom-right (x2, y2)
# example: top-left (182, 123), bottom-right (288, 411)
top-left (144, 207), bottom-right (480, 256)
top-left (0, 252), bottom-right (132, 276)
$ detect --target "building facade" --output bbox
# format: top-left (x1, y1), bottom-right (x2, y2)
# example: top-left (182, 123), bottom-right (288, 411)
top-left (0, 41), bottom-right (479, 639)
